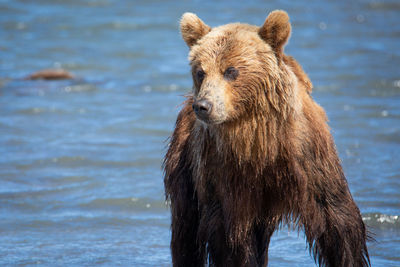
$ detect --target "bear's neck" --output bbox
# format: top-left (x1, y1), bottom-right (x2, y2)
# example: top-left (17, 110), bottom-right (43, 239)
top-left (192, 111), bottom-right (287, 176)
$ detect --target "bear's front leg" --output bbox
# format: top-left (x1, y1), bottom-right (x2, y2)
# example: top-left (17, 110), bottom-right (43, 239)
top-left (301, 192), bottom-right (370, 267)
top-left (206, 222), bottom-right (275, 267)
top-left (170, 184), bottom-right (205, 267)
top-left (252, 222), bottom-right (276, 267)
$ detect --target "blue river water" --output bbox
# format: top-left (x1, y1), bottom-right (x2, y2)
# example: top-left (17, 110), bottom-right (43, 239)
top-left (0, 0), bottom-right (399, 266)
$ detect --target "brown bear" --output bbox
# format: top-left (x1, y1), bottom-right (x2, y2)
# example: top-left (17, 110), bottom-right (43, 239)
top-left (164, 10), bottom-right (370, 267)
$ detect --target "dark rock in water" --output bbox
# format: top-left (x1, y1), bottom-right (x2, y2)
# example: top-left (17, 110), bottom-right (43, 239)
top-left (26, 69), bottom-right (74, 80)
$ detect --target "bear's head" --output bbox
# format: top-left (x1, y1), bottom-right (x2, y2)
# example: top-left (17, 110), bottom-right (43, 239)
top-left (181, 10), bottom-right (298, 125)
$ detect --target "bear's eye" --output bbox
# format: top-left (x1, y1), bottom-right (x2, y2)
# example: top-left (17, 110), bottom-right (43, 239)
top-left (196, 69), bottom-right (205, 83)
top-left (224, 67), bottom-right (239, 81)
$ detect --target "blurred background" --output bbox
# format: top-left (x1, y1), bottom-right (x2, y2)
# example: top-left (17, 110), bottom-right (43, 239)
top-left (0, 0), bottom-right (399, 266)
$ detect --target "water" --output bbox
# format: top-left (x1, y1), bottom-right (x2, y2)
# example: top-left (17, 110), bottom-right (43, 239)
top-left (0, 0), bottom-right (399, 266)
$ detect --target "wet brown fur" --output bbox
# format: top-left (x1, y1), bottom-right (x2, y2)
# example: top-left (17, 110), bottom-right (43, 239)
top-left (164, 10), bottom-right (370, 267)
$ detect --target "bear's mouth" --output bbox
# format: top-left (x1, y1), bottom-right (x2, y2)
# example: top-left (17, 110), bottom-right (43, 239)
top-left (193, 110), bottom-right (214, 124)
top-left (193, 113), bottom-right (225, 125)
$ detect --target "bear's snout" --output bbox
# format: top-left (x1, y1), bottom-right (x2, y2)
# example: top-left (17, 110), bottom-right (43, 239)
top-left (193, 99), bottom-right (213, 121)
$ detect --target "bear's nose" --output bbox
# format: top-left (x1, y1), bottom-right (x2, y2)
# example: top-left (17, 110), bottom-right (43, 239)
top-left (192, 99), bottom-right (213, 117)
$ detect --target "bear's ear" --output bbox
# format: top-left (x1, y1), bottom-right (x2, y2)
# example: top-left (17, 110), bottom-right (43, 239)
top-left (258, 10), bottom-right (291, 56)
top-left (180, 12), bottom-right (211, 47)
